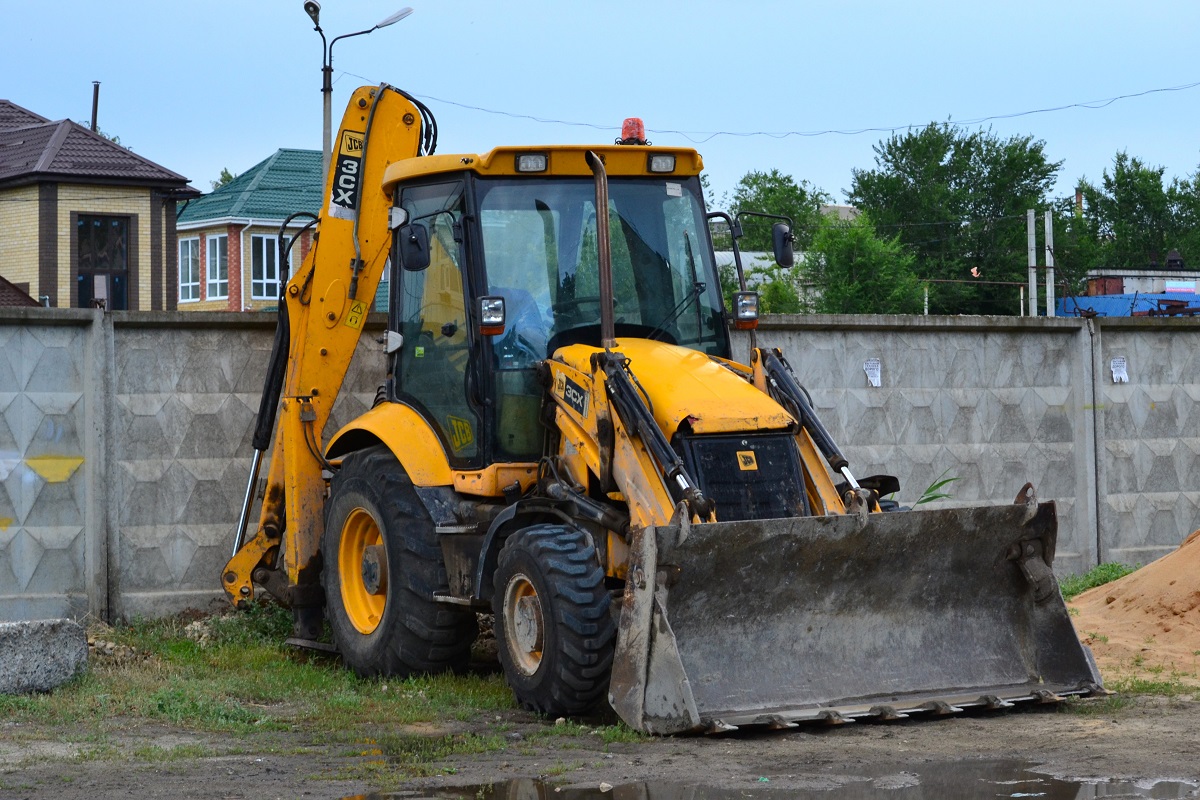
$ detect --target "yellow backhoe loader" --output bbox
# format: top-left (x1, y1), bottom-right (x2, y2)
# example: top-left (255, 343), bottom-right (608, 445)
top-left (222, 85), bottom-right (1103, 734)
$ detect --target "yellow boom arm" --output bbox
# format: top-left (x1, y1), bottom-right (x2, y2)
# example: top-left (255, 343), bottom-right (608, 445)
top-left (222, 86), bottom-right (426, 614)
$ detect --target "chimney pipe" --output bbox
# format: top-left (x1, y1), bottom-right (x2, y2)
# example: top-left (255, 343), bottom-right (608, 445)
top-left (90, 81), bottom-right (100, 132)
top-left (1074, 187), bottom-right (1083, 217)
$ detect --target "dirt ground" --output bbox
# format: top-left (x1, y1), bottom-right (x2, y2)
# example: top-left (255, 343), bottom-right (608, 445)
top-left (2, 692), bottom-right (1198, 799)
top-left (6, 533), bottom-right (1199, 799)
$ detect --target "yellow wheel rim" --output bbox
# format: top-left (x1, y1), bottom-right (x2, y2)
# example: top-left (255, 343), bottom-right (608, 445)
top-left (502, 573), bottom-right (544, 676)
top-left (339, 507), bottom-right (385, 635)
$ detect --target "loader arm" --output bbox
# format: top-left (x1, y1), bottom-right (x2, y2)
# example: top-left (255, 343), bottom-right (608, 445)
top-left (222, 85), bottom-right (431, 623)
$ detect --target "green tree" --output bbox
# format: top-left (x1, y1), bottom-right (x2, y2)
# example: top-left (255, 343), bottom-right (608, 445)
top-left (211, 168), bottom-right (238, 191)
top-left (1081, 152), bottom-right (1174, 269)
top-left (805, 212), bottom-right (923, 315)
top-left (849, 124), bottom-right (1060, 315)
top-left (1044, 194), bottom-right (1100, 303)
top-left (728, 169), bottom-right (827, 250)
top-left (1168, 167), bottom-right (1200, 268)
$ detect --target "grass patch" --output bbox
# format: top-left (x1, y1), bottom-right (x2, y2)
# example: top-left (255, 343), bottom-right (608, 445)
top-left (331, 731), bottom-right (506, 787)
top-left (377, 731), bottom-right (505, 773)
top-left (0, 600), bottom-right (514, 747)
top-left (1060, 562), bottom-right (1138, 600)
top-left (1106, 674), bottom-right (1193, 697)
top-left (130, 743), bottom-right (217, 762)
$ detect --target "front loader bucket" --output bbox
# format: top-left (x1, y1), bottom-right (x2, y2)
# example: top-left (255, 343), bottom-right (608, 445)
top-left (608, 501), bottom-right (1103, 734)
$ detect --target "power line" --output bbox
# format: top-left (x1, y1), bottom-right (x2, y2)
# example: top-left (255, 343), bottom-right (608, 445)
top-left (332, 72), bottom-right (1200, 142)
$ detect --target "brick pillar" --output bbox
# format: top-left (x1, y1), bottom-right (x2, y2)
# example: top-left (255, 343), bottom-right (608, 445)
top-left (227, 224), bottom-right (243, 311)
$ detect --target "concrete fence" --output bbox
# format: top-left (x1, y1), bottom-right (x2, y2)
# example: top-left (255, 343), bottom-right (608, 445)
top-left (2, 308), bottom-right (1198, 623)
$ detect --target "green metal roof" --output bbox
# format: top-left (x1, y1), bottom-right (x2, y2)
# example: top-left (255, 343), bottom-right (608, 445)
top-left (178, 149), bottom-right (322, 224)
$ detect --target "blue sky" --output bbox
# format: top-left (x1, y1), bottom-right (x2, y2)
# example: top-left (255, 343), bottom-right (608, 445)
top-left (7, 1), bottom-right (1200, 205)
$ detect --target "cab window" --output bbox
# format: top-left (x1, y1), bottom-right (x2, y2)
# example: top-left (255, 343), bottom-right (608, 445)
top-left (393, 181), bottom-right (480, 462)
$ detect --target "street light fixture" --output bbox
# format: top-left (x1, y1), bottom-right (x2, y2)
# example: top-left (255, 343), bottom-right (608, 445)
top-left (305, 2), bottom-right (414, 182)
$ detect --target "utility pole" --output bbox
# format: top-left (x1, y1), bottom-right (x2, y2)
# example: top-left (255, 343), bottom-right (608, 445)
top-left (1027, 210), bottom-right (1037, 317)
top-left (1044, 210), bottom-right (1055, 317)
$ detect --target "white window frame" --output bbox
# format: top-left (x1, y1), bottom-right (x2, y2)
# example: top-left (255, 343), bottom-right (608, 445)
top-left (206, 234), bottom-right (228, 299)
top-left (250, 234), bottom-right (281, 301)
top-left (179, 238), bottom-right (200, 302)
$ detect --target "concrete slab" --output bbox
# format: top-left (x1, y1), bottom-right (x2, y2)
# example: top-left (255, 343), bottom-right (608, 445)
top-left (0, 619), bottom-right (88, 694)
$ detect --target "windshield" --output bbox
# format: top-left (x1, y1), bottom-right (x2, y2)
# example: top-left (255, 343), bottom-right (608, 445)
top-left (476, 176), bottom-right (728, 366)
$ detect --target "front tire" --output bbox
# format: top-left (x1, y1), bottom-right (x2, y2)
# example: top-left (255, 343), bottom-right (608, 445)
top-left (492, 524), bottom-right (616, 716)
top-left (323, 445), bottom-right (476, 676)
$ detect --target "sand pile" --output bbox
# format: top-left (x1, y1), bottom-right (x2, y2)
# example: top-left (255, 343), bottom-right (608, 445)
top-left (1070, 528), bottom-right (1200, 685)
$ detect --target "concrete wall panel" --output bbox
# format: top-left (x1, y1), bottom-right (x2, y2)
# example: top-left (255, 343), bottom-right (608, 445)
top-left (0, 314), bottom-right (94, 621)
top-left (745, 316), bottom-right (1098, 574)
top-left (1, 309), bottom-right (1197, 622)
top-left (1094, 320), bottom-right (1200, 566)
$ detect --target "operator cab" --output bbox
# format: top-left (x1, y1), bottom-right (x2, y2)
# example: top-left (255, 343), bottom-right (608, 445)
top-left (384, 145), bottom-right (731, 469)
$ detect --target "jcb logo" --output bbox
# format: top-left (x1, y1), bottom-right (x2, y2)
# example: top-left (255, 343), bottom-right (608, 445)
top-left (447, 415), bottom-right (475, 452)
top-left (736, 450), bottom-right (758, 471)
top-left (330, 130), bottom-right (366, 219)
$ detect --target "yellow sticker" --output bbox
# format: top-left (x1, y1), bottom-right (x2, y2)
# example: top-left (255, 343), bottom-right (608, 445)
top-left (344, 299), bottom-right (367, 330)
top-left (736, 450), bottom-right (758, 471)
top-left (447, 415), bottom-right (475, 452)
top-left (339, 130), bottom-right (365, 157)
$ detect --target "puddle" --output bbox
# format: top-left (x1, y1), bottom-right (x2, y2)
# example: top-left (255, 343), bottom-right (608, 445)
top-left (347, 760), bottom-right (1199, 799)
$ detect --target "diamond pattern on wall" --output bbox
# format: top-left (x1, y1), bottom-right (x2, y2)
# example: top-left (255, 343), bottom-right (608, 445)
top-left (1098, 329), bottom-right (1200, 558)
top-left (108, 327), bottom-right (380, 617)
top-left (6, 313), bottom-right (1198, 620)
top-left (0, 325), bottom-right (89, 619)
top-left (759, 325), bottom-right (1092, 567)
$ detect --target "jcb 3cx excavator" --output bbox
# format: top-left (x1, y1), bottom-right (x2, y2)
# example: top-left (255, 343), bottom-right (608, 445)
top-left (222, 84), bottom-right (1103, 734)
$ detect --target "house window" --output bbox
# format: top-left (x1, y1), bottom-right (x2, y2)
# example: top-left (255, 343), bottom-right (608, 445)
top-left (76, 215), bottom-right (129, 310)
top-left (179, 238), bottom-right (200, 302)
top-left (206, 234), bottom-right (228, 299)
top-left (251, 234), bottom-right (280, 300)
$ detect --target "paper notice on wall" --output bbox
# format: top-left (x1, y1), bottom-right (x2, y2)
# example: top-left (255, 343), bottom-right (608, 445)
top-left (864, 358), bottom-right (882, 388)
top-left (1110, 356), bottom-right (1129, 384)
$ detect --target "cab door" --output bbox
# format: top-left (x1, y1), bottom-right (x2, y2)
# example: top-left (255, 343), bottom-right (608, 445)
top-left (390, 180), bottom-right (482, 465)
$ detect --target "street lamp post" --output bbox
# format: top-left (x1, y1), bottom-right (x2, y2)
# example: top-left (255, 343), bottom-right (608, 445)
top-left (304, 2), bottom-right (414, 182)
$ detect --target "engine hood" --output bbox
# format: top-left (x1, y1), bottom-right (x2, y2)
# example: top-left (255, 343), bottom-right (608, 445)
top-left (554, 338), bottom-right (794, 437)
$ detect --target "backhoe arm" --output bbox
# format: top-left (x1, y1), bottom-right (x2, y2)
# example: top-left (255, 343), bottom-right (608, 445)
top-left (222, 85), bottom-right (431, 617)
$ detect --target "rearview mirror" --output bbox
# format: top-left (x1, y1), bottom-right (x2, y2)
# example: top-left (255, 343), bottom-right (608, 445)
top-left (398, 223), bottom-right (430, 271)
top-left (773, 223), bottom-right (795, 268)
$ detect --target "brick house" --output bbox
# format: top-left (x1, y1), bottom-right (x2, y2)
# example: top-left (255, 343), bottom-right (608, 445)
top-left (0, 99), bottom-right (199, 310)
top-left (175, 149), bottom-right (323, 311)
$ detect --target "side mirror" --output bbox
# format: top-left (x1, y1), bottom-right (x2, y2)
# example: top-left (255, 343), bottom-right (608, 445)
top-left (772, 222), bottom-right (795, 268)
top-left (398, 223), bottom-right (431, 271)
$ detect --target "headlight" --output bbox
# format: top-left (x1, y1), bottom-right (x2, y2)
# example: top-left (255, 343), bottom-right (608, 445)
top-left (479, 296), bottom-right (506, 335)
top-left (733, 291), bottom-right (759, 330)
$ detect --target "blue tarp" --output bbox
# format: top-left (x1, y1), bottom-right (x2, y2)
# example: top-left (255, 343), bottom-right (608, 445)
top-left (1057, 293), bottom-right (1200, 317)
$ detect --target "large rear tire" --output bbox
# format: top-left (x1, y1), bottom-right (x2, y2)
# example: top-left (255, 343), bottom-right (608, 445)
top-left (492, 524), bottom-right (616, 716)
top-left (323, 445), bottom-right (477, 676)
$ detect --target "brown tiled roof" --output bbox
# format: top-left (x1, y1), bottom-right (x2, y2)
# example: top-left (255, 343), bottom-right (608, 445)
top-left (0, 100), bottom-right (191, 190)
top-left (0, 100), bottom-right (49, 130)
top-left (0, 274), bottom-right (41, 307)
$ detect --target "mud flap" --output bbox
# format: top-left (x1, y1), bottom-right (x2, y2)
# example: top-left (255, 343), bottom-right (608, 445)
top-left (609, 501), bottom-right (1103, 734)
